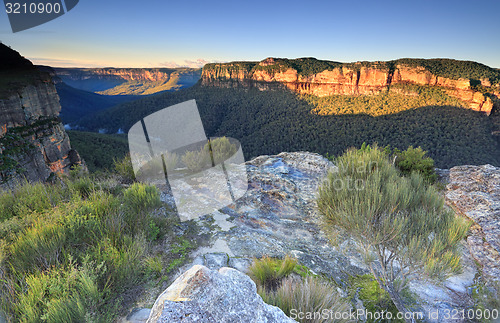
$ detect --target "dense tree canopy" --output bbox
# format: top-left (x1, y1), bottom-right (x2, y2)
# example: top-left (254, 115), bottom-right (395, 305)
top-left (75, 85), bottom-right (500, 169)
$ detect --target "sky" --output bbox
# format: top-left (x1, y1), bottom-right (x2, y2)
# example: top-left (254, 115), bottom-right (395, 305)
top-left (0, 0), bottom-right (499, 68)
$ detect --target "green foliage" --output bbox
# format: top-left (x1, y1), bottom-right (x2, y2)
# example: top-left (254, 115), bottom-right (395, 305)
top-left (392, 146), bottom-right (437, 183)
top-left (13, 259), bottom-right (110, 323)
top-left (180, 137), bottom-right (236, 172)
top-left (249, 256), bottom-right (351, 322)
top-left (181, 147), bottom-right (211, 172)
top-left (165, 237), bottom-right (196, 274)
top-left (136, 152), bottom-right (179, 181)
top-left (317, 145), bottom-right (471, 315)
top-left (0, 174), bottom-right (177, 322)
top-left (249, 255), bottom-right (297, 290)
top-left (395, 58), bottom-right (500, 84)
top-left (113, 154), bottom-right (135, 184)
top-left (147, 219), bottom-right (160, 242)
top-left (348, 274), bottom-right (403, 322)
top-left (122, 183), bottom-right (161, 214)
top-left (259, 276), bottom-right (351, 323)
top-left (67, 130), bottom-right (129, 172)
top-left (144, 255), bottom-right (163, 278)
top-left (76, 85), bottom-right (500, 169)
top-left (208, 137), bottom-right (237, 164)
top-left (305, 83), bottom-right (468, 117)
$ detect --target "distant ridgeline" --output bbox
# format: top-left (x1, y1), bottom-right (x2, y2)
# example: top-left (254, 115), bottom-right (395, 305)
top-left (0, 43), bottom-right (83, 185)
top-left (53, 67), bottom-right (202, 96)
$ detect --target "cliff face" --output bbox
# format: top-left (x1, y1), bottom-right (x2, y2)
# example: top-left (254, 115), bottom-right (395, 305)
top-left (0, 44), bottom-right (83, 186)
top-left (55, 67), bottom-right (202, 82)
top-left (202, 58), bottom-right (500, 115)
top-left (53, 67), bottom-right (202, 94)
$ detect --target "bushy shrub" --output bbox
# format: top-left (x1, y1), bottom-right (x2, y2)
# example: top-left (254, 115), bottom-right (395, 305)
top-left (393, 146), bottom-right (437, 183)
top-left (0, 175), bottom-right (172, 322)
top-left (317, 145), bottom-right (470, 317)
top-left (13, 260), bottom-right (109, 323)
top-left (249, 255), bottom-right (297, 290)
top-left (259, 276), bottom-right (351, 323)
top-left (208, 137), bottom-right (237, 165)
top-left (122, 183), bottom-right (161, 214)
top-left (348, 274), bottom-right (403, 322)
top-left (144, 255), bottom-right (163, 278)
top-left (181, 137), bottom-right (237, 172)
top-left (113, 154), bottom-right (135, 184)
top-left (181, 148), bottom-right (211, 172)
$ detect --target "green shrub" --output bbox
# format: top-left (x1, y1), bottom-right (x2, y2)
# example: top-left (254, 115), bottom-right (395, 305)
top-left (249, 255), bottom-right (297, 290)
top-left (348, 274), bottom-right (403, 322)
top-left (144, 255), bottom-right (163, 278)
top-left (63, 167), bottom-right (96, 198)
top-left (393, 146), bottom-right (438, 183)
top-left (207, 137), bottom-right (237, 165)
top-left (0, 174), bottom-right (171, 322)
top-left (317, 145), bottom-right (470, 317)
top-left (13, 260), bottom-right (108, 323)
top-left (147, 219), bottom-right (160, 242)
top-left (2, 181), bottom-right (66, 220)
top-left (135, 152), bottom-right (179, 181)
top-left (9, 220), bottom-right (67, 273)
top-left (181, 148), bottom-right (211, 172)
top-left (122, 183), bottom-right (161, 214)
top-left (113, 154), bottom-right (135, 184)
top-left (0, 190), bottom-right (15, 221)
top-left (259, 276), bottom-right (351, 323)
top-left (90, 236), bottom-right (147, 292)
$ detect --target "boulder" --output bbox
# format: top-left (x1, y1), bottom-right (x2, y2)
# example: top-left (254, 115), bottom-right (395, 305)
top-left (147, 265), bottom-right (294, 323)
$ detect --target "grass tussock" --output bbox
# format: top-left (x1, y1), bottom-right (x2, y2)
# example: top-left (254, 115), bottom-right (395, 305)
top-left (249, 256), bottom-right (351, 323)
top-left (0, 169), bottom-right (179, 322)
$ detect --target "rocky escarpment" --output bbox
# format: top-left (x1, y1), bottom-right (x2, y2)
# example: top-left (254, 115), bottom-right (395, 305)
top-left (444, 165), bottom-right (500, 282)
top-left (0, 44), bottom-right (83, 186)
top-left (55, 67), bottom-right (202, 83)
top-left (53, 67), bottom-right (202, 95)
top-left (127, 152), bottom-right (500, 323)
top-left (202, 58), bottom-right (500, 115)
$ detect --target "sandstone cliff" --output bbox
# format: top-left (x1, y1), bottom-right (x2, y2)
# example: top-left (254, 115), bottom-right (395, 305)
top-left (53, 67), bottom-right (202, 95)
top-left (0, 44), bottom-right (83, 186)
top-left (202, 58), bottom-right (500, 115)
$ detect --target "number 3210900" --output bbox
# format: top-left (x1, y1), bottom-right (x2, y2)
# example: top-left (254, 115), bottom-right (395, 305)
top-left (5, 2), bottom-right (61, 14)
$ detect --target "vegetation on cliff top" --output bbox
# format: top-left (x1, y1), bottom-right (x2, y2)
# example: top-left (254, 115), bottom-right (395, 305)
top-left (395, 58), bottom-right (500, 84)
top-left (0, 167), bottom-right (199, 322)
top-left (0, 43), bottom-right (50, 99)
top-left (249, 256), bottom-right (351, 323)
top-left (318, 145), bottom-right (470, 321)
top-left (204, 57), bottom-right (500, 83)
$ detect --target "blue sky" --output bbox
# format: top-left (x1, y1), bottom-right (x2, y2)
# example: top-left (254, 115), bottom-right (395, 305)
top-left (1, 0), bottom-right (499, 68)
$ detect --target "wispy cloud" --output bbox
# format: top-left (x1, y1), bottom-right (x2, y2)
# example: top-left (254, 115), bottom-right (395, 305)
top-left (159, 58), bottom-right (221, 68)
top-left (29, 57), bottom-right (103, 68)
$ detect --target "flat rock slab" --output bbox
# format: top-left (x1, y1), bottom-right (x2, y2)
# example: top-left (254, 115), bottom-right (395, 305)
top-left (159, 152), bottom-right (485, 322)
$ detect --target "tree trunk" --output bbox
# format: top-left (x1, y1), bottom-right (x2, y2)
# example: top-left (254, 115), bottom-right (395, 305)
top-left (386, 284), bottom-right (416, 323)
